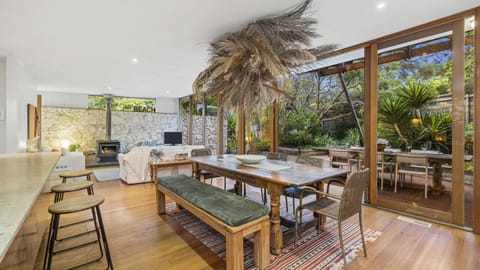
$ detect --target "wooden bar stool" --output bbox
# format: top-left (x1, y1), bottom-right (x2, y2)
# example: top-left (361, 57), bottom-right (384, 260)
top-left (59, 169), bottom-right (93, 183)
top-left (51, 181), bottom-right (96, 239)
top-left (51, 180), bottom-right (95, 202)
top-left (43, 195), bottom-right (113, 270)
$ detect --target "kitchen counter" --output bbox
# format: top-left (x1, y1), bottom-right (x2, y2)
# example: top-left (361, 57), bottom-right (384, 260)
top-left (0, 152), bottom-right (60, 263)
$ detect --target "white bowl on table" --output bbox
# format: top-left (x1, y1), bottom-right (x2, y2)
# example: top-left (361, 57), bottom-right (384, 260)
top-left (235, 155), bottom-right (266, 164)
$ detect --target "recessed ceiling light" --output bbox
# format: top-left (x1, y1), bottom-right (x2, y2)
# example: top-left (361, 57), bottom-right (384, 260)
top-left (376, 2), bottom-right (386, 10)
top-left (131, 57), bottom-right (139, 64)
top-left (107, 86), bottom-right (112, 90)
top-left (166, 90), bottom-right (171, 94)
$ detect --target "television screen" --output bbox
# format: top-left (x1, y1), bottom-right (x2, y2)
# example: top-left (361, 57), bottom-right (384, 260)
top-left (164, 131), bottom-right (183, 145)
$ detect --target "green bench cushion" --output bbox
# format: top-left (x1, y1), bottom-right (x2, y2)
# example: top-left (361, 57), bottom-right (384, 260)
top-left (157, 174), bottom-right (269, 226)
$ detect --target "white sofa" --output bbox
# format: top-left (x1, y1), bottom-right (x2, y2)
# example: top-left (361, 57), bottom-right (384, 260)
top-left (118, 145), bottom-right (205, 184)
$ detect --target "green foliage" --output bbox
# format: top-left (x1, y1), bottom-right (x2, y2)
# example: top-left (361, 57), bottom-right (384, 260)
top-left (250, 138), bottom-right (270, 151)
top-left (226, 111), bottom-right (237, 153)
top-left (465, 122), bottom-right (474, 155)
top-left (378, 79), bottom-right (452, 151)
top-left (181, 96), bottom-right (217, 116)
top-left (68, 143), bottom-right (81, 152)
top-left (88, 96), bottom-right (105, 109)
top-left (88, 95), bottom-right (155, 112)
top-left (342, 128), bottom-right (361, 147)
top-left (314, 134), bottom-right (336, 146)
top-left (399, 81), bottom-right (438, 109)
top-left (279, 105), bottom-right (318, 146)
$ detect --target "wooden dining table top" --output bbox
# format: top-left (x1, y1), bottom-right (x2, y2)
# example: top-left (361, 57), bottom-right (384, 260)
top-left (190, 154), bottom-right (349, 187)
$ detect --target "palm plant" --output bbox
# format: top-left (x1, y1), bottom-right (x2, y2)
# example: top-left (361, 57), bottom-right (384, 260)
top-left (378, 95), bottom-right (411, 145)
top-left (378, 80), bottom-right (440, 149)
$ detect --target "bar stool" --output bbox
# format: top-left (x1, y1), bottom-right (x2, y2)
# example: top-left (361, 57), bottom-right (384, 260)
top-left (51, 180), bottom-right (95, 202)
top-left (59, 169), bottom-right (94, 183)
top-left (43, 195), bottom-right (113, 270)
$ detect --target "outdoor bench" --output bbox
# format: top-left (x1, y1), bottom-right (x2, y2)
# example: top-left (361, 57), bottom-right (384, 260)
top-left (156, 174), bottom-right (270, 270)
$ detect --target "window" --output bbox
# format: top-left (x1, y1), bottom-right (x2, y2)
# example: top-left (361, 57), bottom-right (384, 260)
top-left (88, 95), bottom-right (156, 112)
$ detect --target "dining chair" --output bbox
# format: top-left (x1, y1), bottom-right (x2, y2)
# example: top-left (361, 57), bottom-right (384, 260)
top-left (252, 152), bottom-right (288, 204)
top-left (191, 148), bottom-right (227, 190)
top-left (351, 151), bottom-right (394, 191)
top-left (394, 154), bottom-right (430, 198)
top-left (282, 156), bottom-right (322, 212)
top-left (294, 169), bottom-right (370, 267)
top-left (328, 149), bottom-right (354, 170)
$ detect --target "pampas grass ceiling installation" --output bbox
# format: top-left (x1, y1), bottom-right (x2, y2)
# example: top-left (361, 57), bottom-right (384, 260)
top-left (192, 0), bottom-right (336, 109)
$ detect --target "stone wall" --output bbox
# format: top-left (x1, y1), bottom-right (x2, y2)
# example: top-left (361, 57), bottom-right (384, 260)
top-left (112, 111), bottom-right (178, 151)
top-left (182, 115), bottom-right (227, 152)
top-left (42, 107), bottom-right (178, 152)
top-left (42, 107), bottom-right (106, 151)
top-left (42, 107), bottom-right (225, 154)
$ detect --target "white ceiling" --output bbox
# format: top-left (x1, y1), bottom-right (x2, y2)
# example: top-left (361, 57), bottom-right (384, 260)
top-left (0, 0), bottom-right (478, 98)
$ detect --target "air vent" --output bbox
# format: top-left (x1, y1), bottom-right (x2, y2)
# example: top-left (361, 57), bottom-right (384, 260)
top-left (397, 216), bottom-right (432, 228)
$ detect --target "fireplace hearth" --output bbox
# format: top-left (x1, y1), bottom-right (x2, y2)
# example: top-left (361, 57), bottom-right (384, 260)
top-left (97, 140), bottom-right (120, 163)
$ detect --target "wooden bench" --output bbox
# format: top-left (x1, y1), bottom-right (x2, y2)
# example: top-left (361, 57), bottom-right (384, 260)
top-left (156, 174), bottom-right (270, 270)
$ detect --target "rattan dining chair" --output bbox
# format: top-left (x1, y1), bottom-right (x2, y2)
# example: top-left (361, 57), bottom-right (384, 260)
top-left (191, 148), bottom-right (227, 190)
top-left (394, 154), bottom-right (430, 198)
top-left (294, 169), bottom-right (370, 267)
top-left (282, 156), bottom-right (322, 212)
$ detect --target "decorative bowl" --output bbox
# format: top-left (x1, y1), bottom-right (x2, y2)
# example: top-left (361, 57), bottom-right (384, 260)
top-left (235, 155), bottom-right (266, 164)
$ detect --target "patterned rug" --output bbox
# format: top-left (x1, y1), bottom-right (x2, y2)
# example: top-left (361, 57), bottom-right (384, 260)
top-left (167, 201), bottom-right (381, 270)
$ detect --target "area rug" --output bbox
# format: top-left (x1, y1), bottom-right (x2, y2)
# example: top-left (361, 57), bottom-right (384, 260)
top-left (93, 168), bottom-right (120, 182)
top-left (167, 206), bottom-right (381, 270)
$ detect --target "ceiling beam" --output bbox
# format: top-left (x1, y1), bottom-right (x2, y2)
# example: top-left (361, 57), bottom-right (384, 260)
top-left (313, 34), bottom-right (473, 76)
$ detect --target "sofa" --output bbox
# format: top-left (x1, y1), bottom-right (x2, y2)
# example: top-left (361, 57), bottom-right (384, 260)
top-left (118, 145), bottom-right (205, 184)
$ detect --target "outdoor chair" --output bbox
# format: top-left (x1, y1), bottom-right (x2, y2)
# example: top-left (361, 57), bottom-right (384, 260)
top-left (329, 149), bottom-right (354, 170)
top-left (355, 152), bottom-right (393, 190)
top-left (191, 148), bottom-right (227, 190)
top-left (394, 154), bottom-right (430, 198)
top-left (294, 169), bottom-right (370, 267)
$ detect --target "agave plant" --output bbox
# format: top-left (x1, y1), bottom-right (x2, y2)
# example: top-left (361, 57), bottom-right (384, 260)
top-left (378, 95), bottom-right (411, 145)
top-left (192, 0), bottom-right (337, 110)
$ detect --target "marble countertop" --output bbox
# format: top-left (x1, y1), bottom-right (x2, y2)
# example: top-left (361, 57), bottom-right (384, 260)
top-left (0, 152), bottom-right (60, 262)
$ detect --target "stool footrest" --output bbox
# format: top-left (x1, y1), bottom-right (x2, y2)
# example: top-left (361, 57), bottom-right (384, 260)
top-left (59, 218), bottom-right (94, 229)
top-left (53, 239), bottom-right (99, 255)
top-left (56, 229), bottom-right (97, 242)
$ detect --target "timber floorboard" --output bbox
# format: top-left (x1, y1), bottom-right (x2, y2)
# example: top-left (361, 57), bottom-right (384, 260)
top-left (33, 179), bottom-right (480, 270)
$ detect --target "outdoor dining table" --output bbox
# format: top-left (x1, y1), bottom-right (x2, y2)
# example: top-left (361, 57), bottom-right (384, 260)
top-left (327, 147), bottom-right (473, 196)
top-left (190, 154), bottom-right (349, 255)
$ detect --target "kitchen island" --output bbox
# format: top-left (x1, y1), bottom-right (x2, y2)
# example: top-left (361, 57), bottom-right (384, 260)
top-left (0, 152), bottom-right (60, 268)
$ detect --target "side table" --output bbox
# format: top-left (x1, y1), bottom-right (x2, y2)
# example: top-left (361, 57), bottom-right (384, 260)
top-left (149, 159), bottom-right (193, 181)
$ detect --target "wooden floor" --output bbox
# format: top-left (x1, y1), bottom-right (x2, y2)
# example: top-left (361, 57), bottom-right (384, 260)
top-left (34, 179), bottom-right (480, 270)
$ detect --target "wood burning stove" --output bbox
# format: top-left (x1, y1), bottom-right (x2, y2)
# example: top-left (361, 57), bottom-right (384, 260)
top-left (97, 140), bottom-right (120, 163)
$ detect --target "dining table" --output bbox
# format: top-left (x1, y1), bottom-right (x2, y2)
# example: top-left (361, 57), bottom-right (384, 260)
top-left (190, 154), bottom-right (349, 255)
top-left (326, 147), bottom-right (473, 196)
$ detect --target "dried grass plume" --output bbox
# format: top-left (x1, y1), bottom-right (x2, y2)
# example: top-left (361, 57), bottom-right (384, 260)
top-left (192, 0), bottom-right (337, 109)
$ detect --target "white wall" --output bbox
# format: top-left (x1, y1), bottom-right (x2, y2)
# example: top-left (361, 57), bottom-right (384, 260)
top-left (3, 56), bottom-right (37, 153)
top-left (0, 58), bottom-right (6, 152)
top-left (39, 91), bottom-right (88, 108)
top-left (155, 97), bottom-right (178, 114)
